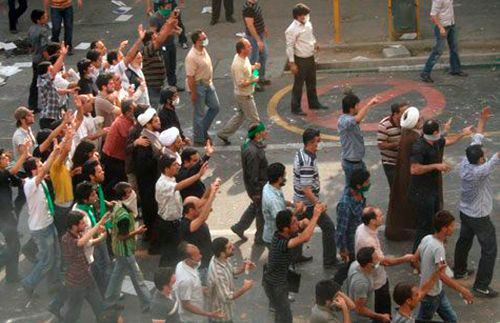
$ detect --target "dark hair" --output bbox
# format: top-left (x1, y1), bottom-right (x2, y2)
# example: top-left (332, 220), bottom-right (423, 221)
top-left (47, 42), bottom-right (61, 56)
top-left (361, 207), bottom-right (377, 225)
top-left (248, 123), bottom-right (261, 140)
top-left (191, 30), bottom-right (204, 44)
top-left (96, 73), bottom-right (113, 92)
top-left (159, 86), bottom-right (177, 105)
top-left (134, 105), bottom-right (147, 120)
top-left (72, 140), bottom-right (96, 168)
top-left (422, 119), bottom-right (440, 135)
top-left (292, 3), bottom-right (311, 19)
top-left (121, 99), bottom-right (135, 115)
top-left (357, 246), bottom-right (375, 267)
top-left (107, 51), bottom-right (119, 65)
top-left (267, 162), bottom-right (286, 184)
top-left (182, 202), bottom-right (196, 216)
top-left (90, 40), bottom-right (100, 50)
top-left (114, 182), bottom-right (132, 200)
top-left (49, 54), bottom-right (59, 65)
top-left (342, 94), bottom-right (360, 113)
top-left (158, 155), bottom-right (177, 173)
top-left (466, 144), bottom-right (484, 165)
top-left (75, 181), bottom-right (96, 204)
top-left (23, 157), bottom-right (38, 176)
top-left (212, 237), bottom-right (230, 258)
top-left (315, 280), bottom-right (341, 306)
top-left (31, 9), bottom-right (45, 23)
top-left (181, 148), bottom-right (199, 163)
top-left (77, 58), bottom-right (92, 76)
top-left (235, 38), bottom-right (246, 54)
top-left (302, 128), bottom-right (320, 145)
top-left (82, 160), bottom-right (100, 181)
top-left (276, 209), bottom-right (293, 232)
top-left (391, 102), bottom-right (406, 115)
top-left (153, 267), bottom-right (175, 291)
top-left (37, 61), bottom-right (51, 75)
top-left (349, 169), bottom-right (370, 189)
top-left (36, 129), bottom-right (52, 145)
top-left (433, 210), bottom-right (455, 232)
top-left (393, 282), bottom-right (415, 306)
top-left (66, 211), bottom-right (85, 229)
top-left (86, 49), bottom-right (101, 63)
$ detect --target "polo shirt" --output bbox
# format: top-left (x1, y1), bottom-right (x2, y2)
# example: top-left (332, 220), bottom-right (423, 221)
top-left (377, 115), bottom-right (402, 165)
top-left (264, 232), bottom-right (291, 286)
top-left (24, 177), bottom-right (53, 231)
top-left (231, 54), bottom-right (254, 96)
top-left (179, 217), bottom-right (213, 268)
top-left (338, 114), bottom-right (365, 162)
top-left (409, 136), bottom-right (445, 194)
top-left (185, 47), bottom-right (213, 85)
top-left (175, 261), bottom-right (204, 323)
top-left (102, 115), bottom-right (134, 161)
top-left (242, 1), bottom-right (265, 35)
top-left (61, 231), bottom-right (92, 288)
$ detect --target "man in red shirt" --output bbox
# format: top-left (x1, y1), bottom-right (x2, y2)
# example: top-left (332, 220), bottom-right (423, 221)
top-left (101, 99), bottom-right (135, 198)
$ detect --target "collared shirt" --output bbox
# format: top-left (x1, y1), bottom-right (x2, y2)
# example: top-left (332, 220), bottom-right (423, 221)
top-left (231, 54), bottom-right (254, 96)
top-left (175, 261), bottom-right (204, 323)
top-left (24, 177), bottom-right (53, 231)
top-left (38, 73), bottom-right (62, 120)
top-left (102, 115), bottom-right (134, 161)
top-left (392, 311), bottom-right (415, 323)
top-left (262, 183), bottom-right (286, 243)
top-left (285, 19), bottom-right (316, 62)
top-left (185, 47), bottom-right (213, 84)
top-left (155, 174), bottom-right (182, 221)
top-left (28, 24), bottom-right (50, 64)
top-left (126, 65), bottom-right (150, 106)
top-left (61, 231), bottom-right (92, 288)
top-left (430, 0), bottom-right (455, 27)
top-left (409, 136), bottom-right (445, 194)
top-left (310, 304), bottom-right (343, 323)
top-left (459, 133), bottom-right (499, 218)
top-left (336, 188), bottom-right (366, 254)
top-left (355, 224), bottom-right (387, 289)
top-left (377, 115), bottom-right (402, 165)
top-left (338, 114), bottom-right (365, 161)
top-left (293, 148), bottom-right (320, 206)
top-left (207, 256), bottom-right (236, 321)
top-left (12, 127), bottom-right (35, 160)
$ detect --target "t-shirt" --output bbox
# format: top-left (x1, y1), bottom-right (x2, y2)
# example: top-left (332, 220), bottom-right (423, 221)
top-left (175, 261), bottom-right (204, 323)
top-left (242, 1), bottom-right (265, 35)
top-left (61, 230), bottom-right (92, 288)
top-left (264, 232), bottom-right (290, 285)
top-left (12, 127), bottom-right (35, 160)
top-left (77, 77), bottom-right (97, 96)
top-left (338, 114), bottom-right (365, 161)
top-left (392, 311), bottom-right (415, 323)
top-left (409, 136), bottom-right (445, 194)
top-left (151, 290), bottom-right (180, 323)
top-left (24, 177), bottom-right (53, 231)
top-left (95, 95), bottom-right (116, 128)
top-left (310, 304), bottom-right (343, 323)
top-left (50, 159), bottom-right (74, 206)
top-left (377, 115), bottom-right (402, 165)
top-left (418, 234), bottom-right (445, 296)
top-left (347, 261), bottom-right (374, 323)
top-left (27, 24), bottom-right (50, 64)
top-left (179, 217), bottom-right (213, 268)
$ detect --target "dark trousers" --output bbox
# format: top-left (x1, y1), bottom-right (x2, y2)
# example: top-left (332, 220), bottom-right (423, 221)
top-left (62, 277), bottom-right (103, 322)
top-left (211, 0), bottom-right (234, 22)
top-left (332, 253), bottom-right (354, 286)
top-left (177, 14), bottom-right (188, 45)
top-left (158, 219), bottom-right (181, 267)
top-left (375, 279), bottom-right (391, 317)
top-left (232, 198), bottom-right (264, 243)
top-left (262, 280), bottom-right (292, 323)
top-left (50, 6), bottom-right (74, 49)
top-left (8, 0), bottom-right (28, 31)
top-left (0, 215), bottom-right (20, 281)
top-left (454, 212), bottom-right (497, 290)
top-left (29, 63), bottom-right (39, 111)
top-left (411, 191), bottom-right (440, 252)
top-left (53, 205), bottom-right (71, 238)
top-left (137, 176), bottom-right (158, 238)
top-left (382, 163), bottom-right (396, 188)
top-left (161, 44), bottom-right (177, 87)
top-left (299, 206), bottom-right (337, 265)
top-left (291, 55), bottom-right (320, 113)
top-left (101, 153), bottom-right (127, 199)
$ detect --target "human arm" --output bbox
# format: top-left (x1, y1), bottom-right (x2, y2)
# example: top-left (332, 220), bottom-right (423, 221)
top-left (9, 142), bottom-right (30, 175)
top-left (416, 263), bottom-right (447, 302)
top-left (335, 201), bottom-right (351, 262)
top-left (39, 111), bottom-right (73, 153)
top-left (77, 213), bottom-right (109, 247)
top-left (152, 16), bottom-right (178, 50)
top-left (430, 0), bottom-right (446, 37)
top-left (123, 25), bottom-right (146, 66)
top-left (117, 222), bottom-right (147, 241)
top-left (381, 253), bottom-right (415, 266)
top-left (440, 269), bottom-right (474, 303)
top-left (445, 126), bottom-right (473, 146)
top-left (43, 0), bottom-right (50, 14)
top-left (35, 139), bottom-right (60, 186)
top-left (189, 178), bottom-right (220, 232)
top-left (50, 44), bottom-right (68, 78)
top-left (244, 17), bottom-right (264, 52)
top-left (180, 300), bottom-right (224, 319)
top-left (353, 297), bottom-right (391, 322)
top-left (285, 26), bottom-right (299, 74)
top-left (187, 75), bottom-right (197, 103)
top-left (476, 106), bottom-right (491, 134)
top-left (77, 0), bottom-right (83, 9)
top-left (288, 203), bottom-right (325, 248)
top-left (354, 96), bottom-right (380, 124)
top-left (175, 162), bottom-right (208, 192)
top-left (410, 162), bottom-right (450, 175)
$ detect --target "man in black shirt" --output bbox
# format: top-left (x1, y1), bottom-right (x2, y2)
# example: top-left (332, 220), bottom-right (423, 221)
top-left (151, 267), bottom-right (180, 323)
top-left (176, 143), bottom-right (213, 199)
top-left (263, 204), bottom-right (325, 323)
top-left (158, 87), bottom-right (187, 142)
top-left (409, 119), bottom-right (472, 251)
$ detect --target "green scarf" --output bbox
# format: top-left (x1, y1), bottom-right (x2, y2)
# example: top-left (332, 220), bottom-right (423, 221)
top-left (96, 184), bottom-right (112, 229)
top-left (242, 122), bottom-right (266, 150)
top-left (41, 181), bottom-right (55, 216)
top-left (76, 203), bottom-right (97, 227)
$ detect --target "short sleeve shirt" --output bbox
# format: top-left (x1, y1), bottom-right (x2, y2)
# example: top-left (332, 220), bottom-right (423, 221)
top-left (0, 169), bottom-right (20, 214)
top-left (430, 0), bottom-right (455, 26)
top-left (242, 1), bottom-right (265, 35)
top-left (179, 217), bottom-right (213, 268)
top-left (61, 231), bottom-right (92, 288)
top-left (392, 311), bottom-right (415, 323)
top-left (264, 232), bottom-right (291, 285)
top-left (409, 136), bottom-right (445, 194)
top-left (175, 261), bottom-right (204, 323)
top-left (185, 47), bottom-right (213, 84)
top-left (150, 290), bottom-right (180, 323)
top-left (310, 304), bottom-right (343, 323)
top-left (155, 174), bottom-right (182, 221)
top-left (28, 24), bottom-right (50, 64)
top-left (24, 177), bottom-right (53, 231)
top-left (338, 114), bottom-right (365, 161)
top-left (95, 95), bottom-right (116, 128)
top-left (12, 127), bottom-right (36, 160)
top-left (418, 234), bottom-right (445, 296)
top-left (347, 261), bottom-right (374, 323)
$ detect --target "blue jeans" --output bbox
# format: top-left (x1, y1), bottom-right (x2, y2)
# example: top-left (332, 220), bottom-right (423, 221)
top-left (246, 33), bottom-right (268, 80)
top-left (423, 24), bottom-right (461, 75)
top-left (193, 82), bottom-right (220, 143)
top-left (22, 223), bottom-right (61, 289)
top-left (341, 159), bottom-right (367, 187)
top-left (50, 6), bottom-right (74, 48)
top-left (91, 241), bottom-right (112, 295)
top-left (418, 290), bottom-right (458, 323)
top-left (105, 255), bottom-right (151, 309)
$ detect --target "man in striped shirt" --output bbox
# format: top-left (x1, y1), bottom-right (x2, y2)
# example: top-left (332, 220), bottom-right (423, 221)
top-left (377, 103), bottom-right (407, 187)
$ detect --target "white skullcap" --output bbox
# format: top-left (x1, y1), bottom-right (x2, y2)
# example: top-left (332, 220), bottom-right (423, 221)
top-left (137, 108), bottom-right (156, 127)
top-left (400, 107), bottom-right (420, 129)
top-left (159, 127), bottom-right (180, 147)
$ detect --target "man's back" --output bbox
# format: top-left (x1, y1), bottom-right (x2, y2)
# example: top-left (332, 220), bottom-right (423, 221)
top-left (347, 261), bottom-right (374, 323)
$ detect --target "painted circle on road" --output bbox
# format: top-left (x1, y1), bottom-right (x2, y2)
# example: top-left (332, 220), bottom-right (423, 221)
top-left (268, 77), bottom-right (447, 140)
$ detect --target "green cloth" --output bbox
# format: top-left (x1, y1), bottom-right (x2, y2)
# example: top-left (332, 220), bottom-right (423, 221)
top-left (96, 184), bottom-right (112, 229)
top-left (76, 203), bottom-right (97, 227)
top-left (242, 122), bottom-right (266, 150)
top-left (111, 204), bottom-right (136, 257)
top-left (41, 181), bottom-right (55, 216)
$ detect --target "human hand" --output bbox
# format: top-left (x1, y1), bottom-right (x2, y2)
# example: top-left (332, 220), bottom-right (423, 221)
top-left (313, 202), bottom-right (326, 216)
top-left (461, 288), bottom-right (474, 304)
top-left (136, 225), bottom-right (147, 234)
top-left (205, 140), bottom-right (214, 156)
top-left (439, 26), bottom-right (447, 37)
top-left (60, 42), bottom-right (69, 56)
top-left (294, 201), bottom-right (305, 214)
top-left (333, 295), bottom-right (348, 311)
top-left (289, 62), bottom-right (299, 75)
top-left (435, 163), bottom-right (451, 172)
top-left (198, 162), bottom-right (209, 177)
top-left (253, 62), bottom-right (261, 70)
top-left (137, 24), bottom-right (146, 40)
top-left (135, 136), bottom-right (151, 147)
top-left (257, 40), bottom-right (264, 52)
top-left (210, 310), bottom-right (225, 319)
top-left (461, 125), bottom-right (474, 137)
top-left (242, 279), bottom-right (253, 290)
top-left (119, 40), bottom-right (129, 51)
top-left (211, 177), bottom-right (221, 192)
top-left (368, 95), bottom-right (381, 107)
top-left (480, 106), bottom-right (491, 120)
top-left (340, 250), bottom-right (350, 263)
top-left (191, 91), bottom-right (197, 104)
top-left (443, 117), bottom-right (453, 133)
top-left (378, 313), bottom-right (391, 323)
top-left (244, 259), bottom-right (256, 271)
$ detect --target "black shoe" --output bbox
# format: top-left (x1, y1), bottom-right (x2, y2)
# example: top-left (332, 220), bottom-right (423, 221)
top-left (420, 73), bottom-right (434, 83)
top-left (10, 29), bottom-right (18, 34)
top-left (210, 20), bottom-right (218, 26)
top-left (449, 71), bottom-right (468, 77)
top-left (230, 225), bottom-right (248, 241)
top-left (453, 268), bottom-right (475, 279)
top-left (226, 17), bottom-right (236, 23)
top-left (473, 287), bottom-right (499, 298)
top-left (295, 255), bottom-right (313, 264)
top-left (292, 110), bottom-right (307, 116)
top-left (259, 79), bottom-right (271, 86)
top-left (217, 134), bottom-right (231, 146)
top-left (254, 84), bottom-right (265, 92)
top-left (310, 104), bottom-right (328, 110)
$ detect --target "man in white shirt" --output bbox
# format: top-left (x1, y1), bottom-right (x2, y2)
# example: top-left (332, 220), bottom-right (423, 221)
top-left (285, 4), bottom-right (327, 116)
top-left (217, 38), bottom-right (260, 145)
top-left (420, 0), bottom-right (467, 83)
top-left (12, 106), bottom-right (36, 160)
top-left (175, 242), bottom-right (224, 322)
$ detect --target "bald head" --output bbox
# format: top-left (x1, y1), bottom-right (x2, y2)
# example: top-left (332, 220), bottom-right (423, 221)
top-left (361, 206), bottom-right (383, 227)
top-left (236, 38), bottom-right (252, 56)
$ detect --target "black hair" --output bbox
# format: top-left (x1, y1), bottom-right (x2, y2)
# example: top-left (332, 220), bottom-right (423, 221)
top-left (47, 42), bottom-right (61, 56)
top-left (267, 162), bottom-right (286, 184)
top-left (143, 31), bottom-right (154, 45)
top-left (96, 73), bottom-right (113, 92)
top-left (153, 267), bottom-right (175, 291)
top-left (23, 157), bottom-right (39, 176)
top-left (361, 207), bottom-right (377, 225)
top-left (121, 99), bottom-right (135, 115)
top-left (66, 211), bottom-right (85, 229)
top-left (276, 209), bottom-right (293, 232)
top-left (36, 129), bottom-right (52, 145)
top-left (236, 38), bottom-right (246, 54)
top-left (357, 246), bottom-right (375, 267)
top-left (212, 237), bottom-right (230, 258)
top-left (82, 159), bottom-right (100, 181)
top-left (292, 3), bottom-right (311, 19)
top-left (342, 94), bottom-right (360, 113)
top-left (31, 9), bottom-right (45, 23)
top-left (433, 210), bottom-right (455, 232)
top-left (134, 105), bottom-right (147, 120)
top-left (391, 102), bottom-right (406, 115)
top-left (466, 144), bottom-right (484, 165)
top-left (49, 54), bottom-right (59, 65)
top-left (74, 181), bottom-right (96, 204)
top-left (158, 155), bottom-right (177, 173)
top-left (302, 128), bottom-right (320, 145)
top-left (86, 49), bottom-right (101, 63)
top-left (315, 280), bottom-right (341, 306)
top-left (159, 86), bottom-right (177, 105)
top-left (349, 169), bottom-right (370, 189)
top-left (90, 40), bottom-right (99, 50)
top-left (72, 140), bottom-right (96, 168)
top-left (77, 59), bottom-right (92, 76)
top-left (393, 282), bottom-right (415, 306)
top-left (37, 61), bottom-right (51, 75)
top-left (107, 51), bottom-right (119, 65)
top-left (422, 119), bottom-right (440, 135)
top-left (180, 148), bottom-right (199, 163)
top-left (191, 30), bottom-right (203, 44)
top-left (114, 181), bottom-right (132, 200)
top-left (182, 202), bottom-right (196, 216)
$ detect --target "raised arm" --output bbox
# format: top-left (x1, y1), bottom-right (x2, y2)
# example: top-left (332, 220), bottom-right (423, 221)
top-left (476, 106), bottom-right (491, 135)
top-left (50, 43), bottom-right (68, 78)
top-left (445, 126), bottom-right (473, 146)
top-left (124, 25), bottom-right (146, 66)
top-left (288, 203), bottom-right (325, 249)
top-left (189, 179), bottom-right (220, 233)
top-left (354, 96), bottom-right (379, 124)
top-left (152, 16), bottom-right (178, 50)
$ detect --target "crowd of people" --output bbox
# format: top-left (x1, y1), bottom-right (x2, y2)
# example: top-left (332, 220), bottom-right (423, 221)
top-left (1, 0), bottom-right (498, 323)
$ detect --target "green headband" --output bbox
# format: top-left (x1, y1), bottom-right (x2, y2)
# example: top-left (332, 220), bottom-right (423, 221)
top-left (247, 122), bottom-right (266, 138)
